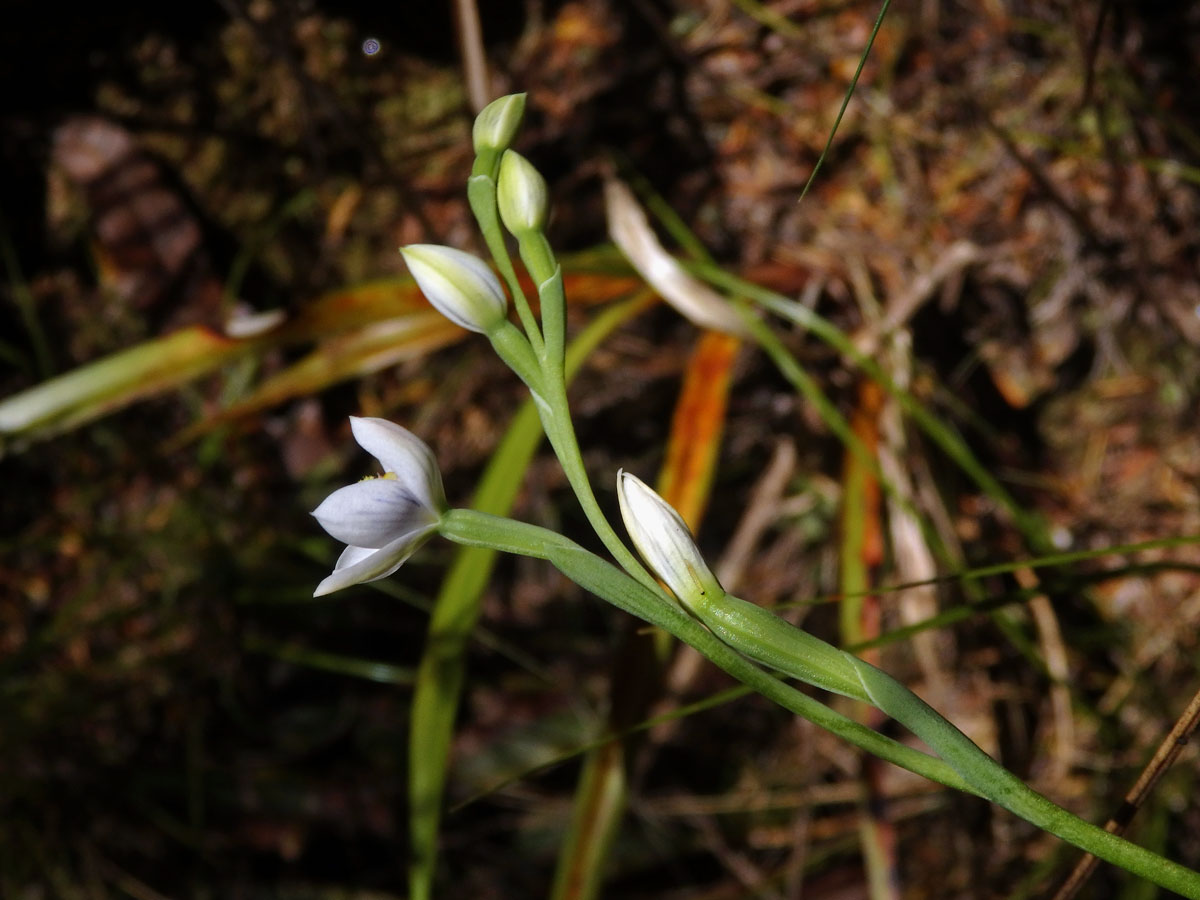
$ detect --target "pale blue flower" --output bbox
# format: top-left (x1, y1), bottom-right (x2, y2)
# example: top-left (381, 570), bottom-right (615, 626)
top-left (312, 417), bottom-right (446, 596)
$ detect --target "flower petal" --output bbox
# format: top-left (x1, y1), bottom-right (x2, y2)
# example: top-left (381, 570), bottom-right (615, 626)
top-left (312, 478), bottom-right (439, 548)
top-left (313, 527), bottom-right (435, 596)
top-left (605, 177), bottom-right (748, 336)
top-left (333, 544), bottom-right (376, 569)
top-left (349, 417), bottom-right (446, 511)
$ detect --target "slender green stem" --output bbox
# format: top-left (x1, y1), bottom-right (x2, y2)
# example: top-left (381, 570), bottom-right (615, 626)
top-left (536, 266), bottom-right (567, 376)
top-left (443, 509), bottom-right (1200, 898)
top-left (534, 376), bottom-right (662, 597)
top-left (515, 232), bottom-right (565, 372)
top-left (689, 261), bottom-right (1052, 551)
top-left (846, 656), bottom-right (1200, 899)
top-left (796, 0), bottom-right (892, 206)
top-left (478, 161), bottom-right (649, 595)
top-left (672, 565), bottom-right (1200, 896)
top-left (486, 320), bottom-right (544, 395)
top-left (737, 309), bottom-right (941, 552)
top-left (468, 174), bottom-right (544, 353)
top-left (438, 507), bottom-right (978, 796)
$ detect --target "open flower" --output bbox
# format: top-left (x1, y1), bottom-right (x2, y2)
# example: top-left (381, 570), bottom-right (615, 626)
top-left (616, 470), bottom-right (723, 609)
top-left (311, 417), bottom-right (446, 596)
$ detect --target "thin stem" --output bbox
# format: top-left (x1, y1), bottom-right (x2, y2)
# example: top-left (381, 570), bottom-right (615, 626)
top-left (796, 0), bottom-right (892, 206)
top-left (441, 508), bottom-right (1200, 899)
top-left (847, 656), bottom-right (1200, 899)
top-left (438, 508), bottom-right (977, 796)
top-left (516, 232), bottom-right (565, 372)
top-left (468, 174), bottom-right (544, 353)
top-left (534, 375), bottom-right (661, 597)
top-left (689, 261), bottom-right (1052, 552)
top-left (535, 266), bottom-right (567, 377)
top-left (486, 320), bottom-right (544, 395)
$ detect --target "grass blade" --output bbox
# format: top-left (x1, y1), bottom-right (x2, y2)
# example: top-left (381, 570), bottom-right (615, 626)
top-left (551, 329), bottom-right (739, 899)
top-left (407, 291), bottom-right (654, 900)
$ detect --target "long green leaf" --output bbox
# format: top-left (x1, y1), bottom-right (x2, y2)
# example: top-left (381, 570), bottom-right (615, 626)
top-left (407, 292), bottom-right (654, 900)
top-left (243, 633), bottom-right (415, 685)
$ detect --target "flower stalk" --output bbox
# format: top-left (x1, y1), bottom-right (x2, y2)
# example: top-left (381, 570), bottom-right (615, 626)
top-left (438, 507), bottom-right (1200, 900)
top-left (436, 508), bottom-right (975, 793)
top-left (466, 94), bottom-right (544, 352)
top-left (496, 149), bottom-right (565, 371)
top-left (307, 93), bottom-right (1200, 899)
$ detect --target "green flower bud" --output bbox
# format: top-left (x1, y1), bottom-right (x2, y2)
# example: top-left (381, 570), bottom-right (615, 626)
top-left (400, 244), bottom-right (507, 334)
top-left (497, 150), bottom-right (548, 236)
top-left (472, 93), bottom-right (527, 156)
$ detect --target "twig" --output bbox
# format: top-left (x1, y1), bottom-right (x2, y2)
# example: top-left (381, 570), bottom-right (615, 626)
top-left (1052, 683), bottom-right (1200, 900)
top-left (452, 0), bottom-right (490, 112)
top-left (1078, 0), bottom-right (1113, 111)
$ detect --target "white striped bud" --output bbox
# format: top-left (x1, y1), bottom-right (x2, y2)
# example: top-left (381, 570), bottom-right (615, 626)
top-left (497, 150), bottom-right (548, 237)
top-left (616, 470), bottom-right (723, 609)
top-left (400, 244), bottom-right (508, 334)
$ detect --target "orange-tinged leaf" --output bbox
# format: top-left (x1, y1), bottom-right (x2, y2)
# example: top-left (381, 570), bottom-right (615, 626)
top-left (0, 326), bottom-right (246, 446)
top-left (0, 260), bottom-right (646, 449)
top-left (840, 377), bottom-right (887, 672)
top-left (177, 313), bottom-right (464, 442)
top-left (275, 278), bottom-right (436, 341)
top-left (844, 378), bottom-right (886, 571)
top-left (657, 331), bottom-right (741, 528)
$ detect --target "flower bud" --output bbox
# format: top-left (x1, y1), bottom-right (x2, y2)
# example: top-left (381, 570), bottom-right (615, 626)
top-left (400, 244), bottom-right (508, 333)
top-left (473, 94), bottom-right (527, 156)
top-left (616, 470), bottom-right (723, 609)
top-left (497, 150), bottom-right (548, 236)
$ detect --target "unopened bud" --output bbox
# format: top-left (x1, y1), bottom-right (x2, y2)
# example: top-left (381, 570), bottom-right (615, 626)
top-left (616, 470), bottom-right (723, 608)
top-left (473, 94), bottom-right (527, 156)
top-left (400, 244), bottom-right (507, 334)
top-left (497, 150), bottom-right (548, 237)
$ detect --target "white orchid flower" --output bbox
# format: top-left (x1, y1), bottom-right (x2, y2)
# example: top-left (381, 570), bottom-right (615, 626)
top-left (311, 417), bottom-right (446, 596)
top-left (616, 470), bottom-right (723, 609)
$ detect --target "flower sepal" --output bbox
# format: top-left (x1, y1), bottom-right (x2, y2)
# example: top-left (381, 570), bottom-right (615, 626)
top-left (497, 150), bottom-right (548, 238)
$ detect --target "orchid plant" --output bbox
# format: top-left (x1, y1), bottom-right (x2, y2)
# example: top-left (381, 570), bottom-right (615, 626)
top-left (310, 95), bottom-right (1200, 898)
